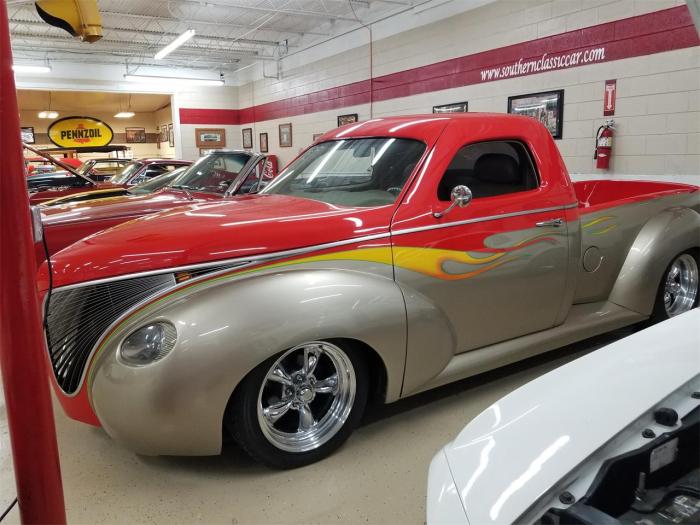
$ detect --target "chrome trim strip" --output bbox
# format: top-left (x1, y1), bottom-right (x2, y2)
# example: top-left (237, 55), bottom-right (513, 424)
top-left (391, 203), bottom-right (577, 237)
top-left (53, 232), bottom-right (392, 292)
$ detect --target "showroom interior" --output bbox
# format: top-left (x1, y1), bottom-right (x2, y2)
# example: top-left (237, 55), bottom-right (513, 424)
top-left (1, 0), bottom-right (699, 524)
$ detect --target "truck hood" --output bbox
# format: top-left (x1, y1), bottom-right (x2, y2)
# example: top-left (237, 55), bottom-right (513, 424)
top-left (39, 188), bottom-right (214, 224)
top-left (42, 194), bottom-right (393, 289)
top-left (442, 309), bottom-right (700, 525)
top-left (29, 182), bottom-right (125, 205)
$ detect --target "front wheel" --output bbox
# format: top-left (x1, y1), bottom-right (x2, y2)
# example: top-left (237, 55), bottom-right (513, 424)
top-left (227, 340), bottom-right (368, 469)
top-left (651, 250), bottom-right (699, 322)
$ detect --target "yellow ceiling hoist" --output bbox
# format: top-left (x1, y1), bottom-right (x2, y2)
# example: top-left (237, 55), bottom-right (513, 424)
top-left (35, 0), bottom-right (102, 43)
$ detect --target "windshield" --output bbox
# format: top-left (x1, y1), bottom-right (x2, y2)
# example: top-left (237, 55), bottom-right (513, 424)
top-left (130, 167), bottom-right (187, 195)
top-left (110, 161), bottom-right (144, 184)
top-left (262, 138), bottom-right (426, 207)
top-left (77, 160), bottom-right (93, 175)
top-left (170, 152), bottom-right (251, 194)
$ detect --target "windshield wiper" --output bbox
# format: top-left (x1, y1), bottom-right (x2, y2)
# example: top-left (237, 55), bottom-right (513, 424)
top-left (171, 185), bottom-right (195, 200)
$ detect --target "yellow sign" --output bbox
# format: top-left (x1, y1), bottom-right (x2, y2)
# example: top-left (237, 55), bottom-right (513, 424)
top-left (47, 116), bottom-right (113, 148)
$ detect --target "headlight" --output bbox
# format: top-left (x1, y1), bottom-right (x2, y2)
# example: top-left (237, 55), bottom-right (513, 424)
top-left (119, 322), bottom-right (177, 365)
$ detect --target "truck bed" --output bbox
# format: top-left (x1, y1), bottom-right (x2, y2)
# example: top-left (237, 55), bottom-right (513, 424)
top-left (574, 179), bottom-right (699, 212)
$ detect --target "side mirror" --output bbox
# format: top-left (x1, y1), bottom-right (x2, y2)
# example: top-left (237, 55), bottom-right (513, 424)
top-left (433, 185), bottom-right (472, 218)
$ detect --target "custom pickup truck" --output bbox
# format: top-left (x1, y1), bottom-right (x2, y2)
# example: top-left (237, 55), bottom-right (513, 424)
top-left (37, 114), bottom-right (699, 469)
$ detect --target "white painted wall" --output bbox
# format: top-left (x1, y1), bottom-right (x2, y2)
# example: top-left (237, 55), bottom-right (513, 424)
top-left (235, 0), bottom-right (699, 179)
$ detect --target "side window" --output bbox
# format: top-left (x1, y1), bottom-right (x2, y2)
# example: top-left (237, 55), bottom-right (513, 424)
top-left (437, 141), bottom-right (538, 201)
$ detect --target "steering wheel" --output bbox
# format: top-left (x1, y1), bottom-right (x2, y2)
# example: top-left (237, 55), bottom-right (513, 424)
top-left (387, 186), bottom-right (402, 196)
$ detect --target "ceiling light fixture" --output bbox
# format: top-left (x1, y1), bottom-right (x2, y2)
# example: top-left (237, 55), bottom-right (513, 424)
top-left (13, 64), bottom-right (51, 74)
top-left (114, 111), bottom-right (135, 118)
top-left (124, 74), bottom-right (224, 86)
top-left (154, 29), bottom-right (195, 60)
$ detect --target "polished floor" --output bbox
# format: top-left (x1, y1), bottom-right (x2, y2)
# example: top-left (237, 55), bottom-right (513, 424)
top-left (1, 328), bottom-right (633, 524)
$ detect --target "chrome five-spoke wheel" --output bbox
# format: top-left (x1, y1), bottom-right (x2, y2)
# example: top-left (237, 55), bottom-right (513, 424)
top-left (257, 341), bottom-right (356, 452)
top-left (229, 339), bottom-right (368, 469)
top-left (663, 253), bottom-right (699, 317)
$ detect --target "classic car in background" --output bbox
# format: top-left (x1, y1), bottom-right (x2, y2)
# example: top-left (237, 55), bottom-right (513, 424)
top-left (35, 150), bottom-right (274, 259)
top-left (26, 158), bottom-right (131, 192)
top-left (427, 309), bottom-right (700, 525)
top-left (29, 158), bottom-right (191, 204)
top-left (37, 115), bottom-right (699, 469)
top-left (40, 166), bottom-right (189, 206)
top-left (76, 158), bottom-right (131, 181)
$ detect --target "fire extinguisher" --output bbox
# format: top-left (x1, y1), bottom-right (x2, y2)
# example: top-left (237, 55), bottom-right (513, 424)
top-left (594, 119), bottom-right (615, 170)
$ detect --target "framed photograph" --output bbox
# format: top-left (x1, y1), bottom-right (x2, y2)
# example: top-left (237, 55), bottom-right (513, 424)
top-left (158, 125), bottom-right (167, 143)
top-left (312, 133), bottom-right (324, 142)
top-left (279, 123), bottom-right (292, 148)
top-left (337, 113), bottom-right (358, 127)
top-left (259, 132), bottom-right (268, 153)
top-left (125, 127), bottom-right (146, 143)
top-left (242, 127), bottom-right (253, 149)
top-left (433, 102), bottom-right (468, 114)
top-left (507, 90), bottom-right (564, 139)
top-left (194, 127), bottom-right (225, 148)
top-left (20, 126), bottom-right (35, 144)
top-left (168, 123), bottom-right (175, 147)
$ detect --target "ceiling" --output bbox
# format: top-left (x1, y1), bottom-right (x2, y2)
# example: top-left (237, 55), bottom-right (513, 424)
top-left (17, 89), bottom-right (171, 113)
top-left (7, 0), bottom-right (412, 76)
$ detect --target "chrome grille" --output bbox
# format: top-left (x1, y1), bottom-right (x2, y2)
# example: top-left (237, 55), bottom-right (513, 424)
top-left (45, 273), bottom-right (176, 394)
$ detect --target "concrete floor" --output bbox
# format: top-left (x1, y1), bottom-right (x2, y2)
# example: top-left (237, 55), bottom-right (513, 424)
top-left (1, 328), bottom-right (634, 524)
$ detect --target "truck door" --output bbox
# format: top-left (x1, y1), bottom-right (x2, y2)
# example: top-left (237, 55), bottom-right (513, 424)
top-left (391, 139), bottom-right (571, 354)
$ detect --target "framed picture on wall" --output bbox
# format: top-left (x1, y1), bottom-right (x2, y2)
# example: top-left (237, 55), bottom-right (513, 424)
top-left (312, 133), bottom-right (324, 142)
top-left (337, 114), bottom-right (358, 127)
top-left (279, 123), bottom-right (292, 148)
top-left (158, 125), bottom-right (167, 143)
top-left (195, 128), bottom-right (226, 148)
top-left (20, 126), bottom-right (35, 144)
top-left (168, 123), bottom-right (175, 147)
top-left (125, 127), bottom-right (146, 143)
top-left (259, 132), bottom-right (268, 153)
top-left (433, 102), bottom-right (468, 113)
top-left (507, 90), bottom-right (564, 139)
top-left (242, 128), bottom-right (253, 149)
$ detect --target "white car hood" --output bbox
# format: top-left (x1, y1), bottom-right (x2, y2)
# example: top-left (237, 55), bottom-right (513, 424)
top-left (443, 310), bottom-right (700, 525)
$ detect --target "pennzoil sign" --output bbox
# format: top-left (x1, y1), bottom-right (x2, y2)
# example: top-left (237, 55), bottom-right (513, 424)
top-left (47, 116), bottom-right (114, 148)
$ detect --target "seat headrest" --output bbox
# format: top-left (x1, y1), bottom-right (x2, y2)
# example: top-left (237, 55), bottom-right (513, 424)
top-left (474, 154), bottom-right (520, 185)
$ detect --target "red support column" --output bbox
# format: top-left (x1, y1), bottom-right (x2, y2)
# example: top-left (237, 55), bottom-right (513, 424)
top-left (0, 3), bottom-right (67, 524)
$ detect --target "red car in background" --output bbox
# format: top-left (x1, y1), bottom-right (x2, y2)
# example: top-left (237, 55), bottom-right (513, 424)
top-left (36, 150), bottom-right (276, 262)
top-left (29, 158), bottom-right (192, 205)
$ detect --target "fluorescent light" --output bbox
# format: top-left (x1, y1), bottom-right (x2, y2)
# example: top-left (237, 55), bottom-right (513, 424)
top-left (154, 29), bottom-right (195, 60)
top-left (114, 111), bottom-right (135, 118)
top-left (13, 64), bottom-right (51, 73)
top-left (124, 74), bottom-right (223, 86)
top-left (38, 111), bottom-right (59, 119)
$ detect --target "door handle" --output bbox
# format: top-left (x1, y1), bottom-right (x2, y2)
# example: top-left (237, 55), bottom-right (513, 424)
top-left (535, 218), bottom-right (564, 228)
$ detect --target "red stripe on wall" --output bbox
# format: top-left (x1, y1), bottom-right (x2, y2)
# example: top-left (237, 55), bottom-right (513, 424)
top-left (181, 6), bottom-right (698, 126)
top-left (179, 108), bottom-right (239, 125)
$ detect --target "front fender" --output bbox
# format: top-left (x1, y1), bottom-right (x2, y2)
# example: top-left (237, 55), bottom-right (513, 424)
top-left (90, 268), bottom-right (407, 455)
top-left (609, 207), bottom-right (700, 315)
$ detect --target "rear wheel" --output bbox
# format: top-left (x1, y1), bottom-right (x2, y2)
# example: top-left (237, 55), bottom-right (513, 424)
top-left (651, 250), bottom-right (699, 322)
top-left (227, 340), bottom-right (368, 469)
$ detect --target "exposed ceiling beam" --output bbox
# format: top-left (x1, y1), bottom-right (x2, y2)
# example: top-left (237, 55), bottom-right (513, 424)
top-left (10, 18), bottom-right (290, 48)
top-left (98, 10), bottom-right (330, 38)
top-left (164, 0), bottom-right (360, 23)
top-left (9, 33), bottom-right (280, 62)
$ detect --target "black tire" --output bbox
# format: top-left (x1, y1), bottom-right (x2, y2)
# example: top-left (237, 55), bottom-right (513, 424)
top-left (650, 249), bottom-right (699, 323)
top-left (226, 340), bottom-right (369, 469)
